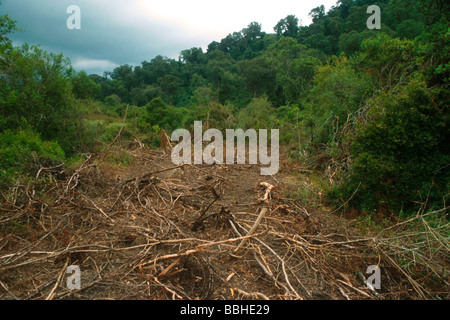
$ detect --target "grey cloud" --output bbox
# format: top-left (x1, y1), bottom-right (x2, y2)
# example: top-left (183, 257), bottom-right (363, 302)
top-left (2, 0), bottom-right (205, 74)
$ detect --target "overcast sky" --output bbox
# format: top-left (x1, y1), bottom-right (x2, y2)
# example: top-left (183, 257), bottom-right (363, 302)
top-left (2, 0), bottom-right (338, 75)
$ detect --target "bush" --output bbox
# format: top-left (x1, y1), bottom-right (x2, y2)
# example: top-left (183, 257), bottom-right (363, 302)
top-left (305, 56), bottom-right (373, 147)
top-left (144, 97), bottom-right (187, 130)
top-left (330, 79), bottom-right (449, 213)
top-left (236, 96), bottom-right (276, 130)
top-left (71, 71), bottom-right (101, 99)
top-left (0, 43), bottom-right (82, 153)
top-left (0, 129), bottom-right (65, 183)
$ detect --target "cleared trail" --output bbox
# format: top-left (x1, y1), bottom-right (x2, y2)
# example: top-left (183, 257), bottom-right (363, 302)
top-left (0, 145), bottom-right (447, 300)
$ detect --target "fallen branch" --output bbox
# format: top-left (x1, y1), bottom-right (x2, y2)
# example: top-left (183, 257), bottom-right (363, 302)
top-left (134, 232), bottom-right (266, 271)
top-left (234, 287), bottom-right (270, 300)
top-left (234, 208), bottom-right (268, 254)
top-left (45, 258), bottom-right (69, 300)
top-left (258, 182), bottom-right (274, 203)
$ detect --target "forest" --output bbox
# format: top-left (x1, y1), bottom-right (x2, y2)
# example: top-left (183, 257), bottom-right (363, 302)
top-left (0, 0), bottom-right (449, 301)
top-left (2, 0), bottom-right (448, 215)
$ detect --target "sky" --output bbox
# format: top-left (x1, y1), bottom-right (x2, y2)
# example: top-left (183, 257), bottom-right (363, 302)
top-left (2, 0), bottom-right (338, 75)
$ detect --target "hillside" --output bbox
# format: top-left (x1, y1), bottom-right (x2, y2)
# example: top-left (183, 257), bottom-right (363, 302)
top-left (0, 0), bottom-right (449, 300)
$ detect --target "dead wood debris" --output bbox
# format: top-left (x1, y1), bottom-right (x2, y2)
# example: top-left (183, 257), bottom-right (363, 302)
top-left (0, 147), bottom-right (448, 300)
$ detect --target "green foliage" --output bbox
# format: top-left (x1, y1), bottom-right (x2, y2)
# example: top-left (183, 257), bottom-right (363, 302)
top-left (303, 21), bottom-right (448, 215)
top-left (396, 19), bottom-right (426, 39)
top-left (143, 97), bottom-right (187, 130)
top-left (0, 43), bottom-right (82, 152)
top-left (274, 15), bottom-right (300, 38)
top-left (0, 10), bottom-right (20, 44)
top-left (71, 71), bottom-right (101, 99)
top-left (330, 79), bottom-right (449, 213)
top-left (305, 55), bottom-right (372, 146)
top-left (356, 34), bottom-right (421, 89)
top-left (338, 30), bottom-right (378, 56)
top-left (266, 37), bottom-right (322, 104)
top-left (236, 96), bottom-right (276, 130)
top-left (188, 101), bottom-right (235, 131)
top-left (417, 17), bottom-right (450, 86)
top-left (104, 94), bottom-right (121, 108)
top-left (1, 0), bottom-right (447, 218)
top-left (0, 129), bottom-right (65, 183)
top-left (237, 56), bottom-right (274, 98)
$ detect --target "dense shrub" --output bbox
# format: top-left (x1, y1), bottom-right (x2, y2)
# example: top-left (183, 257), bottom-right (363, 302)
top-left (71, 71), bottom-right (101, 100)
top-left (0, 43), bottom-right (82, 152)
top-left (330, 79), bottom-right (449, 213)
top-left (0, 129), bottom-right (65, 183)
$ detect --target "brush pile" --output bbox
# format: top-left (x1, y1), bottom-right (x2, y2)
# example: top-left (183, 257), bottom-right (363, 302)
top-left (0, 144), bottom-right (448, 300)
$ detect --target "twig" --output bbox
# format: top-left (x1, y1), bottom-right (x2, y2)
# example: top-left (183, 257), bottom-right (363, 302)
top-left (45, 258), bottom-right (69, 300)
top-left (122, 164), bottom-right (184, 184)
top-left (36, 163), bottom-right (65, 180)
top-left (329, 182), bottom-right (361, 214)
top-left (234, 287), bottom-right (270, 300)
top-left (0, 280), bottom-right (19, 300)
top-left (234, 208), bottom-right (268, 254)
top-left (82, 195), bottom-right (115, 222)
top-left (134, 232), bottom-right (265, 271)
top-left (192, 187), bottom-right (220, 231)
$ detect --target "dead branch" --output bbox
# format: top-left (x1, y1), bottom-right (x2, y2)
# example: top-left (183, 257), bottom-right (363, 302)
top-left (45, 258), bottom-right (69, 300)
top-left (258, 182), bottom-right (274, 203)
top-left (234, 208), bottom-right (268, 254)
top-left (234, 287), bottom-right (270, 300)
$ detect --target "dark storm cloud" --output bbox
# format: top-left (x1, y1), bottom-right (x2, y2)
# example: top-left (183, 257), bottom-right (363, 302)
top-left (1, 0), bottom-right (198, 74)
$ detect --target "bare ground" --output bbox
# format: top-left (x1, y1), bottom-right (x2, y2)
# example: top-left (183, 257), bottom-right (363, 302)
top-left (0, 143), bottom-right (448, 300)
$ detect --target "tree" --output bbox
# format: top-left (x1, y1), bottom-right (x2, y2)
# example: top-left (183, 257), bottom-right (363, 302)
top-left (267, 37), bottom-right (321, 104)
top-left (241, 22), bottom-right (266, 59)
top-left (343, 5), bottom-right (371, 33)
top-left (305, 56), bottom-right (372, 145)
top-left (242, 22), bottom-right (264, 42)
top-left (0, 43), bottom-right (80, 150)
top-left (309, 5), bottom-right (326, 23)
top-left (180, 47), bottom-right (205, 65)
top-left (395, 19), bottom-right (425, 39)
top-left (338, 30), bottom-right (378, 55)
top-left (157, 74), bottom-right (183, 105)
top-left (218, 31), bottom-right (246, 60)
top-left (417, 17), bottom-right (449, 87)
top-left (417, 0), bottom-right (449, 24)
top-left (206, 50), bottom-right (234, 92)
top-left (71, 71), bottom-right (100, 99)
top-left (356, 34), bottom-right (420, 90)
top-left (0, 10), bottom-right (20, 44)
top-left (274, 15), bottom-right (300, 38)
top-left (236, 96), bottom-right (276, 130)
top-left (237, 56), bottom-right (274, 98)
top-left (144, 97), bottom-right (184, 130)
top-left (140, 55), bottom-right (179, 84)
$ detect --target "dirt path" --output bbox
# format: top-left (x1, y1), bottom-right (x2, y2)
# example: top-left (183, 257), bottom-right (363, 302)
top-left (0, 145), bottom-right (443, 300)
